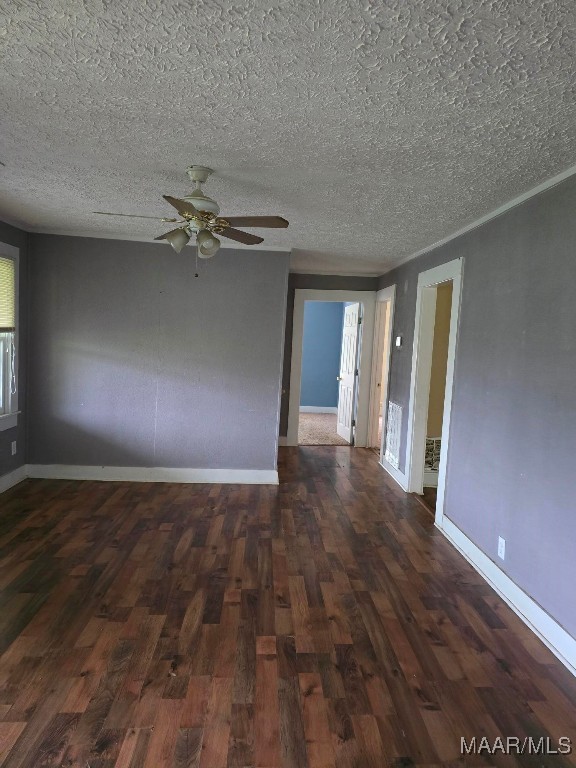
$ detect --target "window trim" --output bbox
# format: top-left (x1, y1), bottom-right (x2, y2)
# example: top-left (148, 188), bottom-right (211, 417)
top-left (0, 242), bottom-right (18, 432)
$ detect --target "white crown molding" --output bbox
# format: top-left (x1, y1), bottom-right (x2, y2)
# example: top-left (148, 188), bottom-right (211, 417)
top-left (5, 162), bottom-right (576, 277)
top-left (26, 464), bottom-right (278, 485)
top-left (439, 516), bottom-right (576, 678)
top-left (382, 162), bottom-right (576, 276)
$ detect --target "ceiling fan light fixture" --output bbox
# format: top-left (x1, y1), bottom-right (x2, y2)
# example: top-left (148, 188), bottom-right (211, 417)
top-left (197, 228), bottom-right (220, 258)
top-left (165, 227), bottom-right (190, 253)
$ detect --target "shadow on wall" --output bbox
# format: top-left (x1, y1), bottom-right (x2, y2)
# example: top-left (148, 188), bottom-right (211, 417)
top-left (28, 418), bottom-right (153, 468)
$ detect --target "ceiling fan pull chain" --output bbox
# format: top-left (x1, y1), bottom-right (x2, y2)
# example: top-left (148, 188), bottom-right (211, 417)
top-left (195, 247), bottom-right (199, 278)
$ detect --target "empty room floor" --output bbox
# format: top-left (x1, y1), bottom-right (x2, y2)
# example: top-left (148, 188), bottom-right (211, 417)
top-left (298, 412), bottom-right (349, 445)
top-left (1, 448), bottom-right (575, 766)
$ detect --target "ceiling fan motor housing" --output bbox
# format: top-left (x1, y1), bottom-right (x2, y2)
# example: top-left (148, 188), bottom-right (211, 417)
top-left (185, 165), bottom-right (220, 216)
top-left (184, 189), bottom-right (220, 216)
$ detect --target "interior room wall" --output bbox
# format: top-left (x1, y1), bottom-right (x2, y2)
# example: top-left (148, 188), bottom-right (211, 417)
top-left (0, 221), bottom-right (27, 479)
top-left (300, 301), bottom-right (344, 408)
top-left (280, 273), bottom-right (379, 436)
top-left (426, 281), bottom-right (453, 437)
top-left (27, 235), bottom-right (289, 472)
top-left (378, 172), bottom-right (576, 641)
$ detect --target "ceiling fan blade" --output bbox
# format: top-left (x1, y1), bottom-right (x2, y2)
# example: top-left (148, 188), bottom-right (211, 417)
top-left (163, 195), bottom-right (200, 217)
top-left (154, 228), bottom-right (185, 241)
top-left (94, 211), bottom-right (175, 220)
top-left (220, 227), bottom-right (264, 245)
top-left (224, 216), bottom-right (289, 228)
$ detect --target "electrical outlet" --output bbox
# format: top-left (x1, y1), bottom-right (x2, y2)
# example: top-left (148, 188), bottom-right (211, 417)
top-left (498, 536), bottom-right (506, 560)
top-left (11, 441), bottom-right (16, 456)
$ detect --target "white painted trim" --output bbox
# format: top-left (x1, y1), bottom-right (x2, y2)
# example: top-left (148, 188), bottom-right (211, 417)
top-left (0, 413), bottom-right (18, 431)
top-left (14, 163), bottom-right (576, 278)
top-left (406, 286), bottom-right (437, 494)
top-left (376, 286), bottom-right (396, 303)
top-left (287, 290), bottom-right (376, 447)
top-left (423, 470), bottom-right (439, 487)
top-left (27, 465), bottom-right (278, 485)
top-left (0, 241), bottom-right (20, 428)
top-left (405, 258), bottom-right (463, 531)
top-left (0, 465), bottom-right (27, 494)
top-left (368, 285), bottom-right (396, 452)
top-left (379, 459), bottom-right (409, 492)
top-left (382, 162), bottom-right (576, 274)
top-left (439, 516), bottom-right (576, 677)
top-left (369, 301), bottom-right (387, 448)
top-left (299, 406), bottom-right (338, 414)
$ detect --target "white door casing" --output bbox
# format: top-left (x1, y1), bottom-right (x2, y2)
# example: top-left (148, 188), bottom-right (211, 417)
top-left (367, 285), bottom-right (396, 452)
top-left (336, 303), bottom-right (360, 443)
top-left (287, 290), bottom-right (376, 447)
top-left (405, 257), bottom-right (463, 527)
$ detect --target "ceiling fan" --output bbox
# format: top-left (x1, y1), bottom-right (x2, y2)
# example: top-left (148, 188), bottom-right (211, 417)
top-left (95, 165), bottom-right (289, 257)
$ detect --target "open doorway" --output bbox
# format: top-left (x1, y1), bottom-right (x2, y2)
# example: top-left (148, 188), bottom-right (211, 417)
top-left (405, 258), bottom-right (463, 526)
top-left (287, 290), bottom-right (376, 447)
top-left (298, 300), bottom-right (348, 445)
top-left (421, 282), bottom-right (453, 511)
top-left (367, 286), bottom-right (395, 457)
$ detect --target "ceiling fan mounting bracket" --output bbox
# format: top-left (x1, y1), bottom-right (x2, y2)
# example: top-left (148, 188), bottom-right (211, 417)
top-left (186, 165), bottom-right (214, 185)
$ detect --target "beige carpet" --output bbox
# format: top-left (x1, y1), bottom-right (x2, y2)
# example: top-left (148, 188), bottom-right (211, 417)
top-left (298, 412), bottom-right (350, 445)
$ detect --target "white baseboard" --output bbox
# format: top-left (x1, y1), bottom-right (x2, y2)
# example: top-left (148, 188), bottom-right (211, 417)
top-left (299, 406), bottom-right (338, 414)
top-left (0, 465), bottom-right (27, 493)
top-left (278, 436), bottom-right (288, 446)
top-left (379, 459), bottom-right (409, 492)
top-left (26, 464), bottom-right (279, 485)
top-left (439, 516), bottom-right (576, 677)
top-left (423, 470), bottom-right (439, 487)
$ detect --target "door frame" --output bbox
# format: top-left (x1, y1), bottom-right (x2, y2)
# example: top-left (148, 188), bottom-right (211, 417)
top-left (367, 285), bottom-right (396, 453)
top-left (405, 258), bottom-right (463, 526)
top-left (287, 289), bottom-right (376, 447)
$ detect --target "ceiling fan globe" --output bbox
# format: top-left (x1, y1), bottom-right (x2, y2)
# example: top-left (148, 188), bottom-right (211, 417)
top-left (165, 228), bottom-right (190, 253)
top-left (197, 228), bottom-right (220, 258)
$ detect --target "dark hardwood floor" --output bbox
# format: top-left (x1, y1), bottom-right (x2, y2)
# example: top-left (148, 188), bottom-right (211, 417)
top-left (1, 446), bottom-right (575, 767)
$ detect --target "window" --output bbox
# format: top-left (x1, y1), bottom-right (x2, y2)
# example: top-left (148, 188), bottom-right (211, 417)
top-left (0, 247), bottom-right (18, 430)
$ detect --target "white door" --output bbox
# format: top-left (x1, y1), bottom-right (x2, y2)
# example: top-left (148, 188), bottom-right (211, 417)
top-left (336, 303), bottom-right (361, 443)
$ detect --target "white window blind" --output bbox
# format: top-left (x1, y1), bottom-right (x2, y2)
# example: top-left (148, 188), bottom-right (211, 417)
top-left (0, 257), bottom-right (15, 331)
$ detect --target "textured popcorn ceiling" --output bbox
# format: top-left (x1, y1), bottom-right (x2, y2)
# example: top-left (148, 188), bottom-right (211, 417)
top-left (0, 0), bottom-right (575, 274)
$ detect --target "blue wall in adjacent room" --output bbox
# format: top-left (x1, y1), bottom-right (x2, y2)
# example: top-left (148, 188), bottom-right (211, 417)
top-left (300, 301), bottom-right (344, 408)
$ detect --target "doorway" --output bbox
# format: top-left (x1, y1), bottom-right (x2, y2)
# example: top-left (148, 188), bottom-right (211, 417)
top-left (421, 281), bottom-right (453, 511)
top-left (287, 290), bottom-right (376, 447)
top-left (298, 300), bottom-right (348, 446)
top-left (405, 258), bottom-right (463, 526)
top-left (367, 286), bottom-right (396, 457)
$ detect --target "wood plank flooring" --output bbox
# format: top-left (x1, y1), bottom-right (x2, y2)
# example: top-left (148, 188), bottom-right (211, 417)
top-left (1, 446), bottom-right (575, 767)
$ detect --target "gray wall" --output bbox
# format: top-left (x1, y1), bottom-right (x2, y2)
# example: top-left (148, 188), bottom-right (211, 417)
top-left (280, 273), bottom-right (379, 435)
top-left (379, 174), bottom-right (576, 640)
top-left (0, 221), bottom-right (27, 477)
top-left (28, 235), bottom-right (289, 471)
